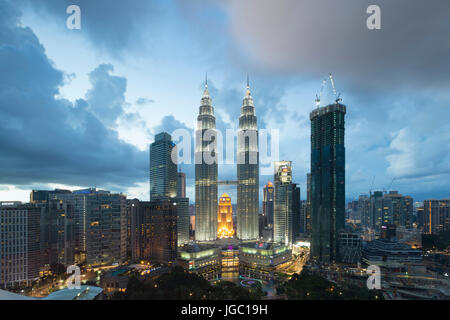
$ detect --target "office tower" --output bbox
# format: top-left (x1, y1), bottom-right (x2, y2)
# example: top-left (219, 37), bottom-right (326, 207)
top-left (292, 184), bottom-right (301, 241)
top-left (0, 203), bottom-right (41, 288)
top-left (30, 189), bottom-right (71, 203)
top-left (41, 199), bottom-right (75, 266)
top-left (237, 77), bottom-right (259, 240)
top-left (195, 80), bottom-right (218, 241)
top-left (263, 182), bottom-right (274, 228)
top-left (217, 193), bottom-right (234, 238)
top-left (177, 171), bottom-right (186, 198)
top-left (423, 199), bottom-right (450, 234)
top-left (273, 161), bottom-right (296, 246)
top-left (310, 100), bottom-right (346, 263)
top-left (150, 132), bottom-right (178, 200)
top-left (130, 200), bottom-right (177, 264)
top-left (150, 133), bottom-right (188, 246)
top-left (175, 197), bottom-right (190, 246)
top-left (175, 170), bottom-right (189, 246)
top-left (299, 200), bottom-right (306, 234)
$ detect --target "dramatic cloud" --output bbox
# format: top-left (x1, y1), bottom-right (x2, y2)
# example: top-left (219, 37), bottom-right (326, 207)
top-left (0, 0), bottom-right (147, 191)
top-left (85, 64), bottom-right (127, 125)
top-left (222, 0), bottom-right (450, 90)
top-left (18, 0), bottom-right (163, 55)
top-left (2, 0), bottom-right (449, 203)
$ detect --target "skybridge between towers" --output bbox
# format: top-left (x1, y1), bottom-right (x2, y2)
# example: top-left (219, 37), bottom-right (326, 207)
top-left (218, 180), bottom-right (238, 186)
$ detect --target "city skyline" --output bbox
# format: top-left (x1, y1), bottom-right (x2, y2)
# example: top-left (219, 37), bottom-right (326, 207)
top-left (1, 0), bottom-right (449, 302)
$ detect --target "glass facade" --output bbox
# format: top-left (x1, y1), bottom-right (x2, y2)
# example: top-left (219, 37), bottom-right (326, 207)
top-left (310, 103), bottom-right (346, 263)
top-left (150, 132), bottom-right (178, 200)
top-left (237, 85), bottom-right (259, 240)
top-left (195, 84), bottom-right (218, 241)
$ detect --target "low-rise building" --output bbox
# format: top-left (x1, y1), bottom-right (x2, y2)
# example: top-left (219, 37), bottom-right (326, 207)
top-left (362, 239), bottom-right (422, 271)
top-left (178, 243), bottom-right (222, 281)
top-left (239, 242), bottom-right (292, 281)
top-left (338, 232), bottom-right (362, 264)
top-left (100, 268), bottom-right (130, 295)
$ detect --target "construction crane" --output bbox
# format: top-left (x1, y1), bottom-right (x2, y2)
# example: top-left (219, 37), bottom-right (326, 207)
top-left (386, 177), bottom-right (396, 193)
top-left (315, 78), bottom-right (327, 108)
top-left (329, 73), bottom-right (342, 103)
top-left (315, 74), bottom-right (343, 107)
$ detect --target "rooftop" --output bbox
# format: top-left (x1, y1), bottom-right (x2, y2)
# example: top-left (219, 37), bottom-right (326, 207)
top-left (43, 285), bottom-right (103, 300)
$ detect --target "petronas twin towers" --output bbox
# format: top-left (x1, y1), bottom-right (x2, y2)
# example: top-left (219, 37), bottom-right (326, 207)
top-left (195, 77), bottom-right (259, 242)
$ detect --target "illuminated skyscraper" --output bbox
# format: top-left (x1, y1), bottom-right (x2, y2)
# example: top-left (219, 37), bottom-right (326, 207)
top-left (217, 193), bottom-right (234, 238)
top-left (310, 97), bottom-right (346, 263)
top-left (175, 170), bottom-right (189, 246)
top-left (177, 171), bottom-right (186, 198)
top-left (195, 79), bottom-right (218, 241)
top-left (237, 77), bottom-right (259, 240)
top-left (263, 182), bottom-right (274, 228)
top-left (273, 161), bottom-right (296, 246)
top-left (130, 200), bottom-right (177, 265)
top-left (150, 132), bottom-right (177, 200)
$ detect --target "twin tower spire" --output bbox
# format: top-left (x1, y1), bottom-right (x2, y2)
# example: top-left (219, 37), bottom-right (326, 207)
top-left (202, 73), bottom-right (252, 98)
top-left (195, 73), bottom-right (259, 242)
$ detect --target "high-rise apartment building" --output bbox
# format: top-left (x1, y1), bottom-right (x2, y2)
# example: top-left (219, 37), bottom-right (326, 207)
top-left (0, 203), bottom-right (41, 288)
top-left (195, 81), bottom-right (218, 241)
top-left (130, 200), bottom-right (177, 264)
top-left (237, 78), bottom-right (259, 240)
top-left (273, 161), bottom-right (296, 246)
top-left (423, 199), bottom-right (450, 234)
top-left (40, 199), bottom-right (75, 267)
top-left (53, 188), bottom-right (127, 266)
top-left (361, 191), bottom-right (414, 232)
top-left (83, 190), bottom-right (127, 267)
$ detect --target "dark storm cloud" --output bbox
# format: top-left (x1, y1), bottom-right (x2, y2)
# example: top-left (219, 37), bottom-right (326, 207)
top-left (18, 0), bottom-right (163, 55)
top-left (0, 0), bottom-right (147, 189)
top-left (224, 0), bottom-right (450, 91)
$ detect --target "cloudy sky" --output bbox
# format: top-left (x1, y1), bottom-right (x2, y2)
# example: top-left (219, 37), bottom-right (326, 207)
top-left (1, 0), bottom-right (449, 204)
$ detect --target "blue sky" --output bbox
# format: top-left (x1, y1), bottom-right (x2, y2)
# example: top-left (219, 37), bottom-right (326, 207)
top-left (1, 0), bottom-right (449, 204)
